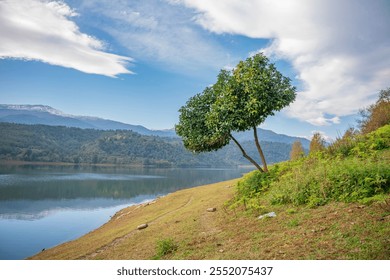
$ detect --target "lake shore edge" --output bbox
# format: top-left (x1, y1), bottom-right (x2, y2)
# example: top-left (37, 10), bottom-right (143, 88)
top-left (29, 177), bottom-right (241, 260)
top-left (29, 175), bottom-right (390, 260)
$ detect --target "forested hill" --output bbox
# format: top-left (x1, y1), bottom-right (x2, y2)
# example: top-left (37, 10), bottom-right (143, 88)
top-left (0, 104), bottom-right (310, 147)
top-left (0, 122), bottom-right (301, 167)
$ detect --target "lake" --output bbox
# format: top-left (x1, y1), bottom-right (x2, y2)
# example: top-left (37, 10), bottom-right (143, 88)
top-left (0, 164), bottom-right (252, 260)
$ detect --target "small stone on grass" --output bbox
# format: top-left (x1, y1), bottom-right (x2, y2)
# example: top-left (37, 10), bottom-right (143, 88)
top-left (137, 223), bottom-right (148, 230)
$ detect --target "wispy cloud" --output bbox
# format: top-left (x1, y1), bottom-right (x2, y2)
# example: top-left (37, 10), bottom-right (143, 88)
top-left (74, 0), bottom-right (229, 73)
top-left (178, 0), bottom-right (390, 126)
top-left (0, 0), bottom-right (132, 77)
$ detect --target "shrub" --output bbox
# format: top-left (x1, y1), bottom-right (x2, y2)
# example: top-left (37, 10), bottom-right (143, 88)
top-left (153, 238), bottom-right (178, 260)
top-left (227, 169), bottom-right (279, 214)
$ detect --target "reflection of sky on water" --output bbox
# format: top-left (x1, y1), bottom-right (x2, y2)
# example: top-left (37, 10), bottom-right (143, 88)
top-left (0, 196), bottom-right (155, 220)
top-left (0, 200), bottom-right (152, 260)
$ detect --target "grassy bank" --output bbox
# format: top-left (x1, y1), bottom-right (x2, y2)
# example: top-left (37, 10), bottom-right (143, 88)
top-left (30, 178), bottom-right (389, 260)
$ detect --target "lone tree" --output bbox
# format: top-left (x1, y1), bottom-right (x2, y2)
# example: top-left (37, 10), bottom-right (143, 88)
top-left (309, 132), bottom-right (326, 155)
top-left (176, 53), bottom-right (296, 172)
top-left (290, 141), bottom-right (305, 161)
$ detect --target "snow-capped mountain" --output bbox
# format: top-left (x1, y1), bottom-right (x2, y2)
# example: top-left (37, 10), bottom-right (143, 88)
top-left (0, 104), bottom-right (176, 137)
top-left (4, 104), bottom-right (69, 116)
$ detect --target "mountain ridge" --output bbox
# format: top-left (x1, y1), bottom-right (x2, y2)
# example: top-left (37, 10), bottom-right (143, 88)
top-left (0, 104), bottom-right (310, 148)
top-left (0, 104), bottom-right (176, 137)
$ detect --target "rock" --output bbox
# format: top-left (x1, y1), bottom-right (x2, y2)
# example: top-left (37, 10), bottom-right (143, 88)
top-left (207, 207), bottom-right (217, 212)
top-left (137, 223), bottom-right (148, 230)
top-left (258, 212), bottom-right (276, 219)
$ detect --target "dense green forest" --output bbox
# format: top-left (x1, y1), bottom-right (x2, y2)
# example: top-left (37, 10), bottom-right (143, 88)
top-left (0, 122), bottom-right (297, 167)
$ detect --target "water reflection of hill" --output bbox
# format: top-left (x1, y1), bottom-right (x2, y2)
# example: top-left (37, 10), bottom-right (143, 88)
top-left (0, 165), bottom-right (251, 220)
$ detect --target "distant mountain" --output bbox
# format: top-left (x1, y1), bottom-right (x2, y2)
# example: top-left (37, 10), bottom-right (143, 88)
top-left (0, 104), bottom-right (175, 137)
top-left (0, 104), bottom-right (309, 147)
top-left (233, 129), bottom-right (310, 149)
top-left (0, 122), bottom-right (295, 167)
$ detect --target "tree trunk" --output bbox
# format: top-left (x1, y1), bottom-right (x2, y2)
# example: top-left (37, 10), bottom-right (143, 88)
top-left (253, 126), bottom-right (268, 172)
top-left (229, 133), bottom-right (264, 173)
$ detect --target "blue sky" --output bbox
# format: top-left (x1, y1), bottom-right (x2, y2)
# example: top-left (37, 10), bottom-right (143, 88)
top-left (1, 0), bottom-right (389, 141)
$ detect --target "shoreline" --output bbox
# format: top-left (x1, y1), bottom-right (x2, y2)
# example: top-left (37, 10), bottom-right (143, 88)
top-left (28, 174), bottom-right (390, 260)
top-left (0, 160), bottom-right (144, 168)
top-left (29, 177), bottom-right (240, 260)
top-left (0, 160), bottom-right (245, 169)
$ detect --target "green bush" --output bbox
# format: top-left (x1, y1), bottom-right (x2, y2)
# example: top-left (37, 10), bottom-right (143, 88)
top-left (153, 238), bottom-right (178, 260)
top-left (229, 168), bottom-right (280, 214)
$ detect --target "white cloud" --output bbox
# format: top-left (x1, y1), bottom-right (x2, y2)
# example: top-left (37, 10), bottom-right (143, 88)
top-left (0, 0), bottom-right (132, 77)
top-left (177, 0), bottom-right (390, 125)
top-left (74, 0), bottom-right (229, 73)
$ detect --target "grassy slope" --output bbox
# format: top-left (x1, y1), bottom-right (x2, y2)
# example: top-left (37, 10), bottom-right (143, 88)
top-left (30, 178), bottom-right (390, 260)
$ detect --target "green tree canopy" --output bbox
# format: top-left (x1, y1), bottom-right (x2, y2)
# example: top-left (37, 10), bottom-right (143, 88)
top-left (176, 53), bottom-right (296, 172)
top-left (176, 87), bottom-right (230, 152)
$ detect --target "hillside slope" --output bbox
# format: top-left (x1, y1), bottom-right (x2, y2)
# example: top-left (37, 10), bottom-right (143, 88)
top-left (30, 125), bottom-right (390, 260)
top-left (0, 122), bottom-right (297, 167)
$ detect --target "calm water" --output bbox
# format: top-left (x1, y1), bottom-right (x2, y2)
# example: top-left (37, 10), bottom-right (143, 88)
top-left (0, 165), bottom-right (251, 259)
